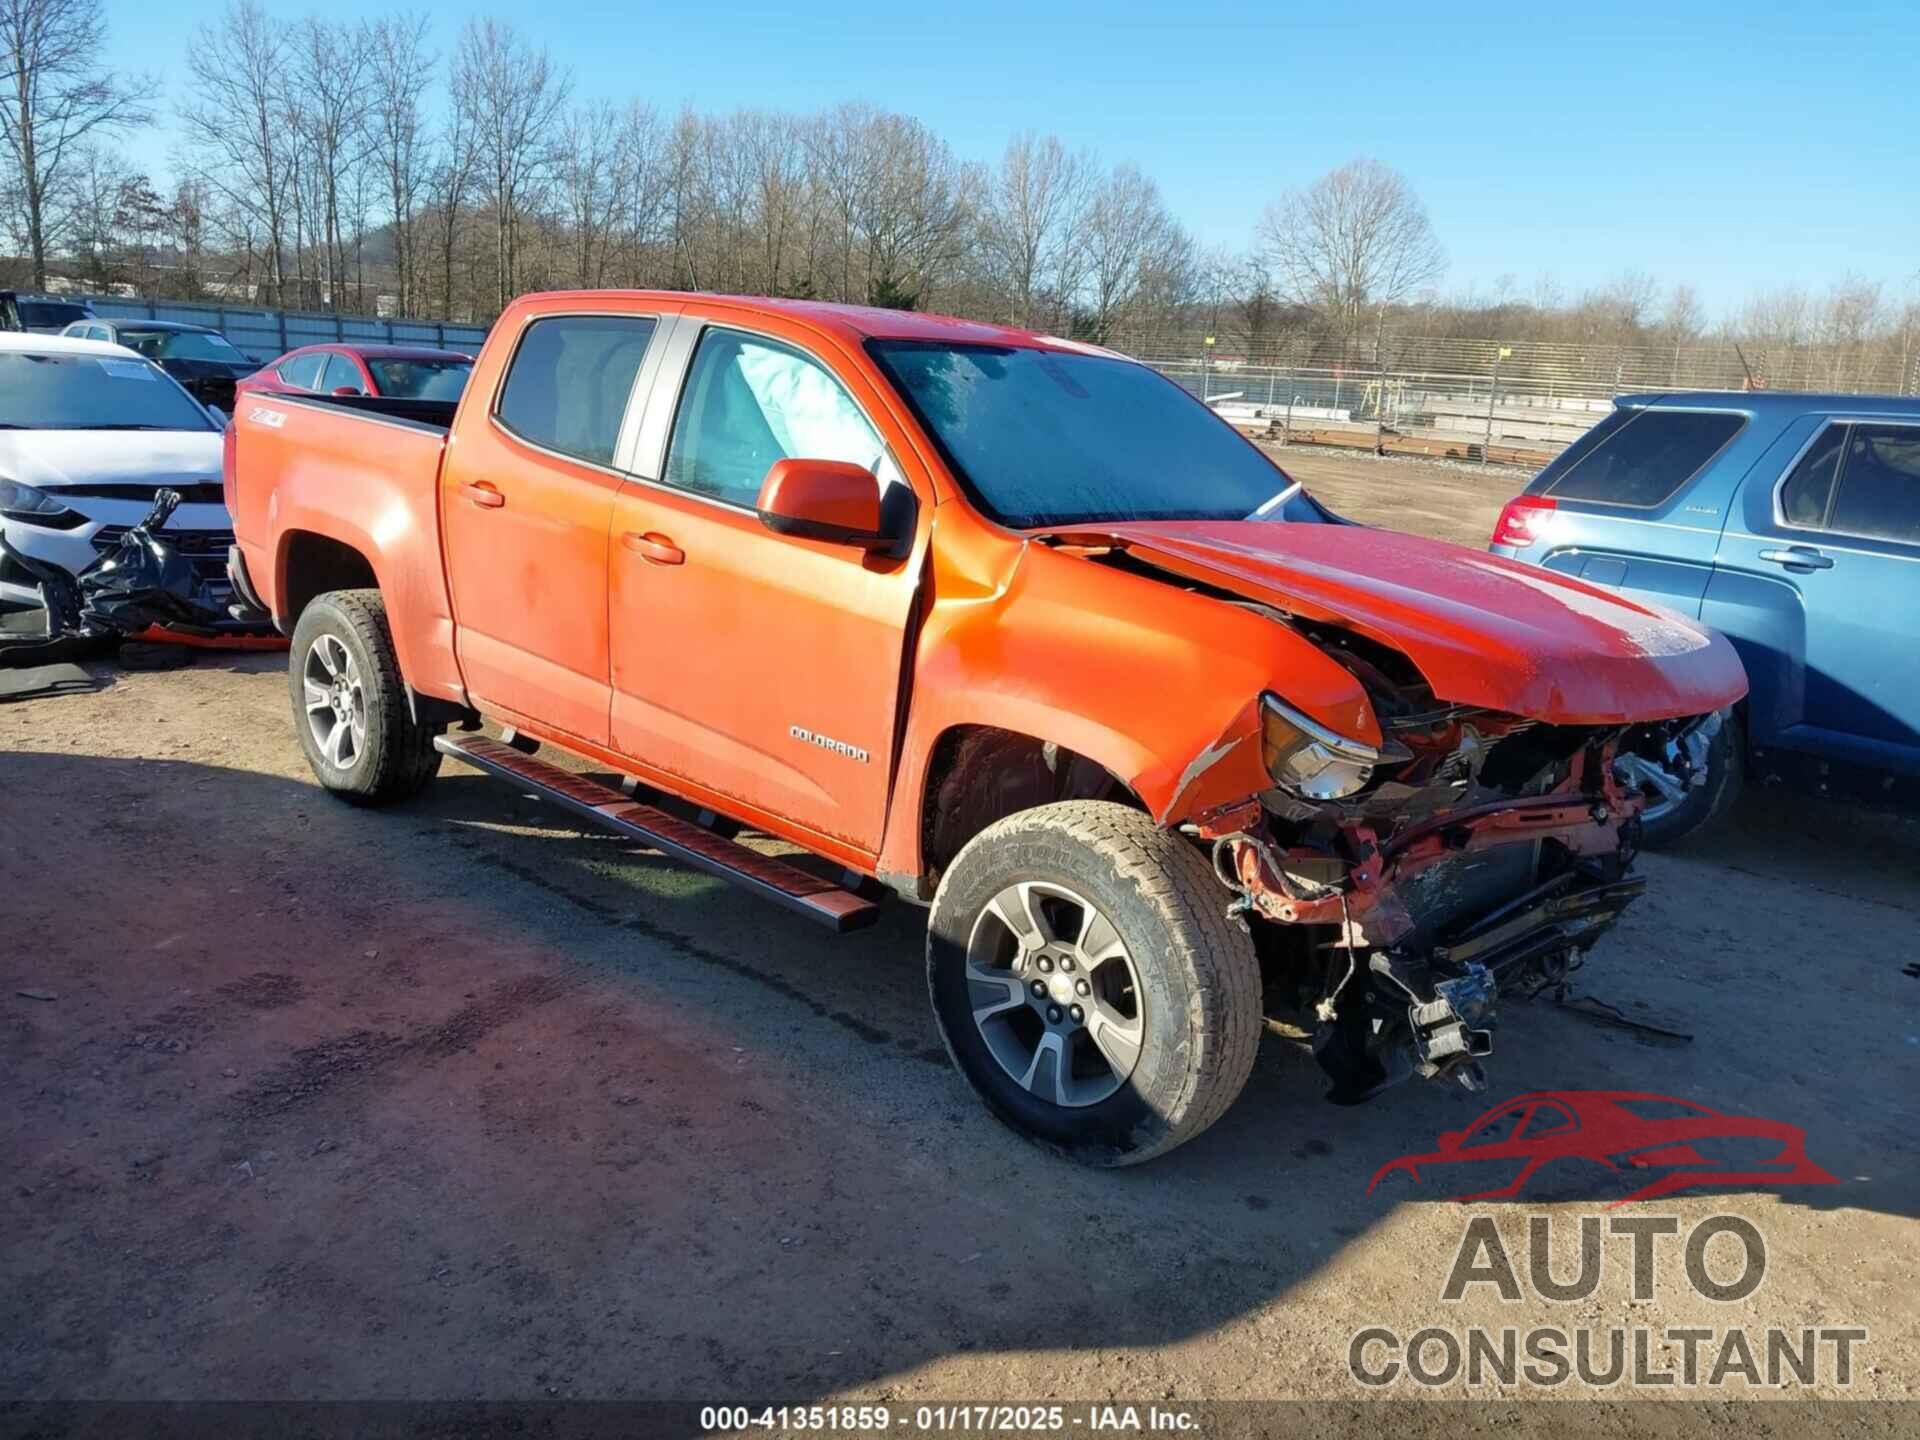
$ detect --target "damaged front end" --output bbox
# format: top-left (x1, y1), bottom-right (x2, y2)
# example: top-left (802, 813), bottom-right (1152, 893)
top-left (1194, 627), bottom-right (1691, 1104)
top-left (0, 488), bottom-right (280, 654)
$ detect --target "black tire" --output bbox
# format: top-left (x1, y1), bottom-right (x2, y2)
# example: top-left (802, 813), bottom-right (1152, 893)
top-left (288, 589), bottom-right (442, 805)
top-left (927, 800), bottom-right (1262, 1166)
top-left (1633, 708), bottom-right (1744, 850)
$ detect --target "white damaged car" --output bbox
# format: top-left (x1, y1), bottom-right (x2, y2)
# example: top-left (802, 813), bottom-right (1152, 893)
top-left (0, 333), bottom-right (233, 616)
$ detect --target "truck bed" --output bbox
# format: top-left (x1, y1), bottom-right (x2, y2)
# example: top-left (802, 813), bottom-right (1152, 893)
top-left (228, 387), bottom-right (466, 703)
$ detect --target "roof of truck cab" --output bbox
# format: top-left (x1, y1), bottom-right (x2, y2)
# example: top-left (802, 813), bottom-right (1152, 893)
top-left (518, 290), bottom-right (1131, 356)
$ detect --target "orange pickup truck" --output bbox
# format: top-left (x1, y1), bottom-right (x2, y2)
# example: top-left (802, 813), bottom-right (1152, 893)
top-left (226, 291), bottom-right (1747, 1164)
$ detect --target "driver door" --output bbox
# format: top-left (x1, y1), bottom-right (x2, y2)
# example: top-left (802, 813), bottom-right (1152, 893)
top-left (607, 317), bottom-right (928, 855)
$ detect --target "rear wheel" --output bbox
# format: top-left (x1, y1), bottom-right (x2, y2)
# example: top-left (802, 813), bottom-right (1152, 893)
top-left (288, 589), bottom-right (441, 805)
top-left (927, 801), bottom-right (1262, 1166)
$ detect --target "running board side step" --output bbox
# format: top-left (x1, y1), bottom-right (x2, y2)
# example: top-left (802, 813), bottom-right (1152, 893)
top-left (433, 734), bottom-right (882, 933)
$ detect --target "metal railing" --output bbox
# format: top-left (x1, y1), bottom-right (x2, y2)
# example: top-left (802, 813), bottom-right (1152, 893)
top-left (75, 294), bottom-right (490, 363)
top-left (1126, 329), bottom-right (1920, 403)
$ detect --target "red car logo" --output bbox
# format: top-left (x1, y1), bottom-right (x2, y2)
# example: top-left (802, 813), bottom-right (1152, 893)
top-left (1368, 1090), bottom-right (1839, 1206)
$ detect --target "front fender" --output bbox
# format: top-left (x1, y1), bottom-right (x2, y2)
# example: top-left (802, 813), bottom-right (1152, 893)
top-left (879, 533), bottom-right (1375, 882)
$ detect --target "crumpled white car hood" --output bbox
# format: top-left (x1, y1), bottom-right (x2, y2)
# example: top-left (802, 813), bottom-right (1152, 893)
top-left (0, 430), bottom-right (222, 491)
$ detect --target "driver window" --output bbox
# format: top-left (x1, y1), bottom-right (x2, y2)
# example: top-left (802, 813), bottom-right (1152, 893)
top-left (664, 329), bottom-right (886, 509)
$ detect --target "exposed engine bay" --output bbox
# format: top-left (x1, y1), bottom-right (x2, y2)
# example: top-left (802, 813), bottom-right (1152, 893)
top-left (1056, 540), bottom-right (1724, 1106)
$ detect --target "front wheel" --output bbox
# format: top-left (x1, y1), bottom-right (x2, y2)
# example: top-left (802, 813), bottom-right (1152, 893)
top-left (288, 589), bottom-right (442, 805)
top-left (927, 801), bottom-right (1263, 1166)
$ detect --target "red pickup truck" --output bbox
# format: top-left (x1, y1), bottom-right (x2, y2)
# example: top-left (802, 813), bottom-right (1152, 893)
top-left (225, 291), bottom-right (1746, 1165)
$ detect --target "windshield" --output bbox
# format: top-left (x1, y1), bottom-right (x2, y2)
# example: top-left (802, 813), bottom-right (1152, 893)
top-left (19, 301), bottom-right (90, 329)
top-left (0, 352), bottom-right (217, 430)
top-left (121, 329), bottom-right (249, 363)
top-left (869, 340), bottom-right (1320, 528)
top-left (367, 357), bottom-right (472, 400)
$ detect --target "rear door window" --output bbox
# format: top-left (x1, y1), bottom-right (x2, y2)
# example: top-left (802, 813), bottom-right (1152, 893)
top-left (1779, 424), bottom-right (1846, 528)
top-left (1541, 408), bottom-right (1745, 507)
top-left (495, 315), bottom-right (658, 467)
top-left (279, 353), bottom-right (326, 389)
top-left (1829, 424), bottom-right (1920, 545)
top-left (320, 353), bottom-right (364, 393)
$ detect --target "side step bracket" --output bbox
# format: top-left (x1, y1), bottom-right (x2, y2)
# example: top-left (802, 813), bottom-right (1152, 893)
top-left (434, 734), bottom-right (881, 933)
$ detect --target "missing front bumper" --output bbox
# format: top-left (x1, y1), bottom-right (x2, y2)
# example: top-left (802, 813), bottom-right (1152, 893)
top-left (1309, 865), bottom-right (1646, 1105)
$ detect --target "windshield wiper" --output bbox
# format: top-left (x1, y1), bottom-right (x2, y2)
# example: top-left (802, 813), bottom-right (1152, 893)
top-left (81, 423), bottom-right (175, 430)
top-left (1248, 480), bottom-right (1303, 518)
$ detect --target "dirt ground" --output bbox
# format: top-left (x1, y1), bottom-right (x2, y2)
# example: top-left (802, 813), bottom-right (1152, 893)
top-left (2, 451), bottom-right (1916, 1417)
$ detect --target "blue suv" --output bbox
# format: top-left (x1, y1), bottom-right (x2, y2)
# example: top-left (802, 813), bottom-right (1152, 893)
top-left (1491, 391), bottom-right (1920, 843)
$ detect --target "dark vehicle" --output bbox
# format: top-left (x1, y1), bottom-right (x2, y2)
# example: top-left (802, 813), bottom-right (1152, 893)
top-left (2, 291), bottom-right (96, 334)
top-left (239, 343), bottom-right (474, 402)
top-left (1367, 1090), bottom-right (1838, 1205)
top-left (1491, 391), bottom-right (1920, 843)
top-left (62, 318), bottom-right (258, 413)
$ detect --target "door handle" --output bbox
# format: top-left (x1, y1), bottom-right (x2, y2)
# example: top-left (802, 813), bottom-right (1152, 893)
top-left (1758, 546), bottom-right (1833, 571)
top-left (460, 481), bottom-right (505, 509)
top-left (622, 531), bottom-right (684, 565)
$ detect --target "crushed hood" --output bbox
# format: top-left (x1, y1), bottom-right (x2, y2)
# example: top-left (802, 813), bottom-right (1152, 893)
top-left (1041, 520), bottom-right (1749, 724)
top-left (0, 430), bottom-right (222, 492)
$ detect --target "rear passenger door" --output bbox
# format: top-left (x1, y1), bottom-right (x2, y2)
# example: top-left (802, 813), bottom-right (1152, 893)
top-left (441, 310), bottom-right (668, 744)
top-left (1707, 417), bottom-right (1920, 770)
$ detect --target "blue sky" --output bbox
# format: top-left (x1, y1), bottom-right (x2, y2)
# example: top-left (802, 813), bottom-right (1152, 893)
top-left (104, 0), bottom-right (1919, 317)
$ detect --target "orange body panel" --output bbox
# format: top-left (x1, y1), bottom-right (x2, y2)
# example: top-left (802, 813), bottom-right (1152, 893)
top-left (228, 288), bottom-right (1743, 891)
top-left (229, 396), bottom-right (465, 703)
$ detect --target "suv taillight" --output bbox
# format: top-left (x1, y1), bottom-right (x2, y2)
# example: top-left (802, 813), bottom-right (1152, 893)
top-left (1491, 494), bottom-right (1556, 548)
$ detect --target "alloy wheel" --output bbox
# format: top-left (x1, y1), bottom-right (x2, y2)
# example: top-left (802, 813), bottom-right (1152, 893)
top-left (964, 880), bottom-right (1145, 1108)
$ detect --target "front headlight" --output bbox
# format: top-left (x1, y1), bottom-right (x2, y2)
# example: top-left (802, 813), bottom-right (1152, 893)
top-left (0, 477), bottom-right (86, 529)
top-left (1261, 693), bottom-right (1401, 801)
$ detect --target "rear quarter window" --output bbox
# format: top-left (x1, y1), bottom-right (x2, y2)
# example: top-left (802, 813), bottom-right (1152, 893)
top-left (1540, 408), bottom-right (1746, 508)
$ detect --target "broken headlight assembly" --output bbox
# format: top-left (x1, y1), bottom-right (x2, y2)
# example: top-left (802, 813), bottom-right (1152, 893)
top-left (1260, 692), bottom-right (1405, 801)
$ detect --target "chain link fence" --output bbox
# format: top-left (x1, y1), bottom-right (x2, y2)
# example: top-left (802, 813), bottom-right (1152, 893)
top-left (1139, 329), bottom-right (1920, 465)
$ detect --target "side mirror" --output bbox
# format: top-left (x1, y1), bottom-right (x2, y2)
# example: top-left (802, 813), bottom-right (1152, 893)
top-left (1438, 1130), bottom-right (1464, 1149)
top-left (205, 405), bottom-right (228, 428)
top-left (331, 385), bottom-right (363, 397)
top-left (756, 458), bottom-right (891, 550)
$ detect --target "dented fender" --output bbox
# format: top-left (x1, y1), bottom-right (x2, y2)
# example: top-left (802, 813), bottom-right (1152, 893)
top-left (877, 518), bottom-right (1378, 884)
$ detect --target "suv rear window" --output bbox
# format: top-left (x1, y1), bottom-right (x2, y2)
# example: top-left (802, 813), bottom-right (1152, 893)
top-left (1539, 408), bottom-right (1745, 508)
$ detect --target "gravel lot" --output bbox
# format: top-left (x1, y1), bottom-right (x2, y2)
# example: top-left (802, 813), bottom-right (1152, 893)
top-left (2, 451), bottom-right (1915, 1415)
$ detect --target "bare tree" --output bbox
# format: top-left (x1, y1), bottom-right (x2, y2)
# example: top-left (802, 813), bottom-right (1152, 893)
top-left (1257, 157), bottom-right (1444, 336)
top-left (178, 1), bottom-right (293, 302)
top-left (422, 78), bottom-right (479, 318)
top-left (1084, 163), bottom-right (1179, 343)
top-left (977, 132), bottom-right (1092, 328)
top-left (849, 112), bottom-right (965, 308)
top-left (367, 13), bottom-right (434, 315)
top-left (452, 18), bottom-right (568, 307)
top-left (557, 99), bottom-right (617, 288)
top-left (0, 0), bottom-right (150, 286)
top-left (288, 17), bottom-right (372, 309)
